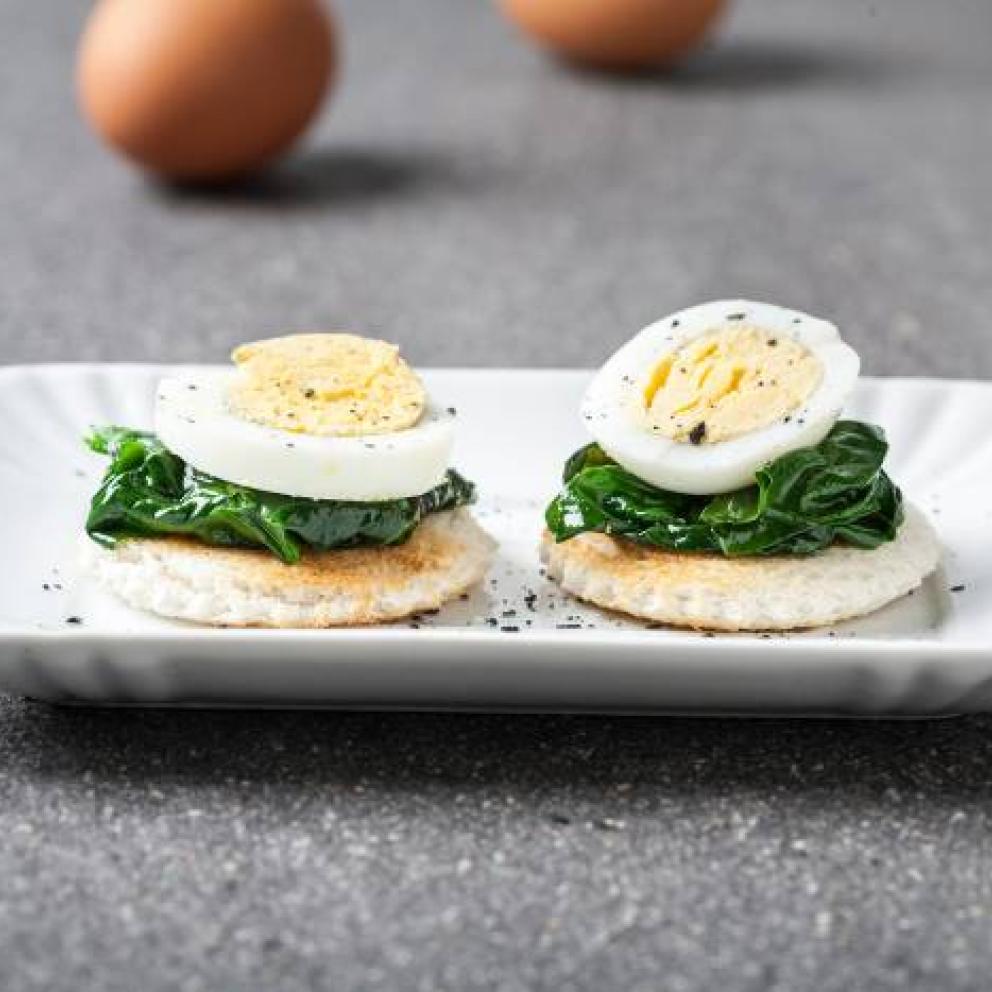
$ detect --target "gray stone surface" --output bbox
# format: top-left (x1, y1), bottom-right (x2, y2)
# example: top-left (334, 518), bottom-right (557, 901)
top-left (2, 0), bottom-right (992, 989)
top-left (2, 702), bottom-right (992, 992)
top-left (3, 0), bottom-right (992, 374)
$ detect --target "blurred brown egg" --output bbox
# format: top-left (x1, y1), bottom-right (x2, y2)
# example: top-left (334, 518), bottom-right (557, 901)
top-left (77, 0), bottom-right (336, 182)
top-left (499, 0), bottom-right (727, 71)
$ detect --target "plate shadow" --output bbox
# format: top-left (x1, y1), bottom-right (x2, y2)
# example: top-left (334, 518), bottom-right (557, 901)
top-left (12, 701), bottom-right (990, 808)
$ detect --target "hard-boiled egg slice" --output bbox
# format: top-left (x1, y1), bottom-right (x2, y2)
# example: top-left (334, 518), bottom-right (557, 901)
top-left (155, 371), bottom-right (455, 501)
top-left (227, 333), bottom-right (427, 437)
top-left (582, 300), bottom-right (860, 495)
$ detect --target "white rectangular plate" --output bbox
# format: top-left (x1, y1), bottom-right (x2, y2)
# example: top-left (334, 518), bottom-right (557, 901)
top-left (0, 364), bottom-right (988, 714)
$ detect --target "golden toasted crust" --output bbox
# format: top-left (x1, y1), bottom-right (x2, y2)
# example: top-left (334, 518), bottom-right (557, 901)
top-left (87, 509), bottom-right (495, 628)
top-left (165, 517), bottom-right (465, 591)
top-left (540, 503), bottom-right (940, 631)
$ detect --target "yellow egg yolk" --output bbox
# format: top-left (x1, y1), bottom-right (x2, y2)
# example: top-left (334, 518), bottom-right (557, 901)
top-left (642, 326), bottom-right (822, 444)
top-left (227, 333), bottom-right (426, 436)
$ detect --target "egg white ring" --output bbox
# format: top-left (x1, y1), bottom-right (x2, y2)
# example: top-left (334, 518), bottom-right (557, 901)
top-left (582, 299), bottom-right (861, 495)
top-left (155, 371), bottom-right (456, 501)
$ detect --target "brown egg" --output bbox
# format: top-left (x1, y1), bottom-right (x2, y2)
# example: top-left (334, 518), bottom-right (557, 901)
top-left (77, 0), bottom-right (336, 181)
top-left (500, 0), bottom-right (727, 71)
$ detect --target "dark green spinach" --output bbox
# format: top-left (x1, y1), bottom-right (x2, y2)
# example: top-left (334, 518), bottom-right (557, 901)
top-left (546, 420), bottom-right (903, 556)
top-left (85, 426), bottom-right (475, 564)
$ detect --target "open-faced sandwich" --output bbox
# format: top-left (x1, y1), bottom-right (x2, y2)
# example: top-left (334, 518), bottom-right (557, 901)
top-left (83, 333), bottom-right (495, 627)
top-left (541, 300), bottom-right (940, 631)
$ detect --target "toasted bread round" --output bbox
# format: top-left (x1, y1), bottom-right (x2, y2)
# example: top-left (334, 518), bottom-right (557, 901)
top-left (540, 503), bottom-right (940, 631)
top-left (87, 509), bottom-right (495, 628)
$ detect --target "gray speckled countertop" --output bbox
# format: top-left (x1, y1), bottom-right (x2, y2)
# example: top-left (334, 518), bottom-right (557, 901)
top-left (2, 0), bottom-right (992, 989)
